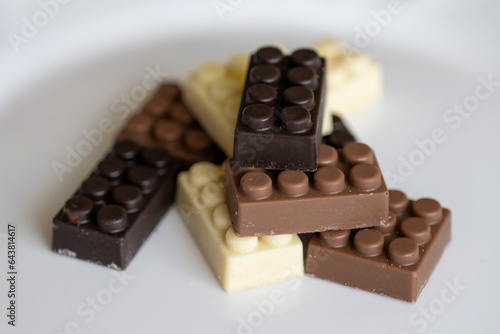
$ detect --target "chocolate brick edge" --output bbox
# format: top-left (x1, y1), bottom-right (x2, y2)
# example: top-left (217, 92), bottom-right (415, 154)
top-left (233, 47), bottom-right (326, 171)
top-left (305, 199), bottom-right (452, 302)
top-left (225, 143), bottom-right (389, 237)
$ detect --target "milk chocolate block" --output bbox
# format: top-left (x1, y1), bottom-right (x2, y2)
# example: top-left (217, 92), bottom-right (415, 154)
top-left (176, 162), bottom-right (303, 292)
top-left (323, 114), bottom-right (356, 148)
top-left (305, 190), bottom-right (452, 302)
top-left (233, 47), bottom-right (326, 171)
top-left (117, 83), bottom-right (224, 168)
top-left (226, 142), bottom-right (389, 236)
top-left (52, 141), bottom-right (181, 269)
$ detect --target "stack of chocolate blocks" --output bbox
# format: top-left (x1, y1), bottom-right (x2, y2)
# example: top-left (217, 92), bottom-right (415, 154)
top-left (223, 46), bottom-right (450, 302)
top-left (52, 46), bottom-right (452, 301)
top-left (227, 46), bottom-right (390, 236)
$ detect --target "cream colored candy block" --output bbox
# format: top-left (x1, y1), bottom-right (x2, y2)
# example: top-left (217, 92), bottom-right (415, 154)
top-left (175, 162), bottom-right (304, 292)
top-left (183, 55), bottom-right (249, 157)
top-left (314, 39), bottom-right (383, 121)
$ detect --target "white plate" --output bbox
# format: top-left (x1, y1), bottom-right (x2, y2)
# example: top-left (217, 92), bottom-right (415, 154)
top-left (1, 1), bottom-right (499, 333)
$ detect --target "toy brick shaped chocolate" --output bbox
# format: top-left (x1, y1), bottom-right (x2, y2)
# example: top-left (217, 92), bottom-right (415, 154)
top-left (175, 162), bottom-right (303, 292)
top-left (314, 39), bottom-right (382, 119)
top-left (52, 141), bottom-right (181, 269)
top-left (322, 114), bottom-right (357, 148)
top-left (183, 55), bottom-right (249, 156)
top-left (225, 142), bottom-right (389, 237)
top-left (232, 47), bottom-right (326, 171)
top-left (117, 83), bottom-right (224, 167)
top-left (305, 190), bottom-right (452, 302)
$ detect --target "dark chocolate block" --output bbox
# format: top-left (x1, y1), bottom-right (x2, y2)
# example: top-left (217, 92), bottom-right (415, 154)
top-left (52, 141), bottom-right (181, 269)
top-left (233, 47), bottom-right (326, 171)
top-left (322, 114), bottom-right (356, 148)
top-left (225, 142), bottom-right (389, 236)
top-left (117, 83), bottom-right (224, 168)
top-left (305, 190), bottom-right (452, 302)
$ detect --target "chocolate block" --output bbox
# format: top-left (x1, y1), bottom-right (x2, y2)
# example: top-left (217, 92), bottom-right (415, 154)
top-left (233, 47), bottom-right (326, 171)
top-left (305, 190), bottom-right (452, 302)
top-left (52, 141), bottom-right (181, 269)
top-left (175, 162), bottom-right (303, 292)
top-left (225, 142), bottom-right (389, 236)
top-left (117, 83), bottom-right (224, 168)
top-left (322, 114), bottom-right (356, 148)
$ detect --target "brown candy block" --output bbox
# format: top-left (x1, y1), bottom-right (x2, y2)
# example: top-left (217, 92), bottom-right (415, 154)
top-left (52, 141), bottom-right (181, 269)
top-left (117, 83), bottom-right (224, 168)
top-left (322, 114), bottom-right (356, 148)
top-left (225, 142), bottom-right (389, 236)
top-left (233, 47), bottom-right (326, 171)
top-left (305, 190), bottom-right (452, 302)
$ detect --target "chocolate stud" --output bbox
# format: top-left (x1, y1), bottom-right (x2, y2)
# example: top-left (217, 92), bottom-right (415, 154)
top-left (240, 172), bottom-right (272, 199)
top-left (284, 86), bottom-right (315, 111)
top-left (412, 198), bottom-right (443, 224)
top-left (250, 64), bottom-right (281, 86)
top-left (128, 166), bottom-right (158, 194)
top-left (401, 217), bottom-right (432, 244)
top-left (225, 227), bottom-right (258, 254)
top-left (241, 104), bottom-right (274, 131)
top-left (142, 148), bottom-right (170, 174)
top-left (281, 106), bottom-right (312, 133)
top-left (290, 49), bottom-right (321, 69)
top-left (184, 129), bottom-right (212, 152)
top-left (82, 176), bottom-right (110, 201)
top-left (388, 237), bottom-right (420, 266)
top-left (317, 144), bottom-right (338, 167)
top-left (200, 181), bottom-right (224, 207)
top-left (114, 141), bottom-right (139, 161)
top-left (154, 120), bottom-right (184, 143)
top-left (255, 47), bottom-right (284, 64)
top-left (126, 114), bottom-right (154, 134)
top-left (313, 166), bottom-right (345, 194)
top-left (354, 229), bottom-right (384, 257)
top-left (389, 190), bottom-right (409, 214)
top-left (144, 95), bottom-right (171, 117)
top-left (373, 211), bottom-right (397, 235)
top-left (97, 204), bottom-right (128, 234)
top-left (320, 230), bottom-right (350, 248)
top-left (212, 204), bottom-right (231, 230)
top-left (261, 234), bottom-right (293, 247)
top-left (157, 84), bottom-right (181, 100)
top-left (63, 196), bottom-right (93, 224)
top-left (246, 84), bottom-right (277, 106)
top-left (277, 170), bottom-right (309, 197)
top-left (287, 66), bottom-right (318, 90)
top-left (342, 142), bottom-right (374, 165)
top-left (349, 164), bottom-right (381, 191)
top-left (324, 115), bottom-right (356, 149)
top-left (112, 185), bottom-right (143, 213)
top-left (98, 158), bottom-right (125, 181)
top-left (170, 103), bottom-right (194, 124)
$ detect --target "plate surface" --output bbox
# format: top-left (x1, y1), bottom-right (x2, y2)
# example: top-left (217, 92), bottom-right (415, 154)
top-left (0, 1), bottom-right (499, 333)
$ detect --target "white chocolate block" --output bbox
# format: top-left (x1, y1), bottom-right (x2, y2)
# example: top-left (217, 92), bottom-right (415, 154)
top-left (183, 55), bottom-right (249, 157)
top-left (314, 39), bottom-right (383, 121)
top-left (175, 162), bottom-right (304, 292)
